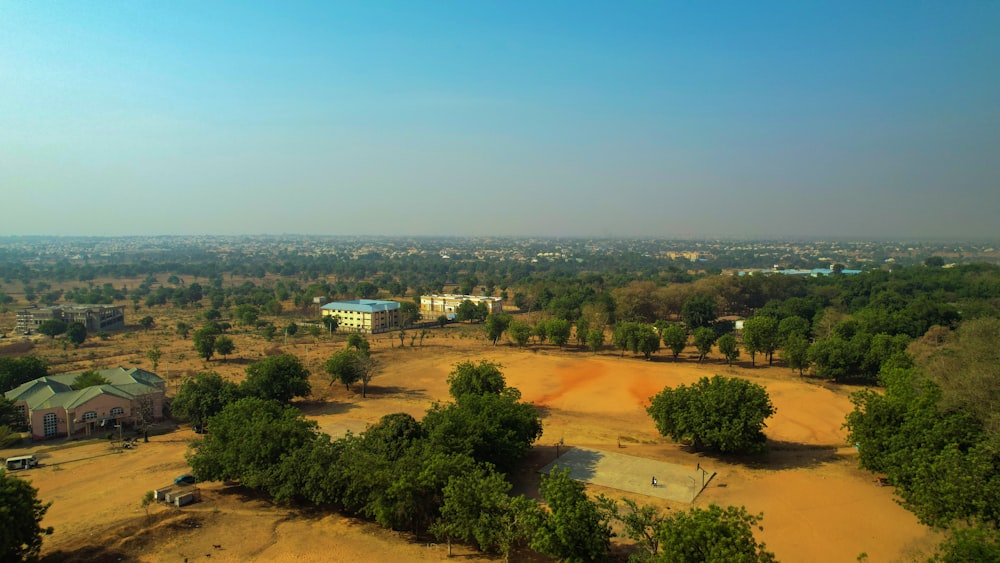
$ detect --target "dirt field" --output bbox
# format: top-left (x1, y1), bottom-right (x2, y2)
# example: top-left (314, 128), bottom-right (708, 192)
top-left (3, 315), bottom-right (941, 562)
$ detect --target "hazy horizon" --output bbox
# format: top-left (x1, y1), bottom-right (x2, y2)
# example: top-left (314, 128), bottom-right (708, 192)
top-left (2, 2), bottom-right (998, 239)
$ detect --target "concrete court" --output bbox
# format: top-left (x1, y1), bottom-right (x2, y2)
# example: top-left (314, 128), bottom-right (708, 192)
top-left (538, 447), bottom-right (713, 503)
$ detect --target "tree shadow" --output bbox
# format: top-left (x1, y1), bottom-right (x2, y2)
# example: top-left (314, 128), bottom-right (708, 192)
top-left (686, 440), bottom-right (843, 471)
top-left (362, 385), bottom-right (429, 401)
top-left (296, 400), bottom-right (359, 417)
top-left (539, 446), bottom-right (602, 481)
top-left (41, 545), bottom-right (132, 562)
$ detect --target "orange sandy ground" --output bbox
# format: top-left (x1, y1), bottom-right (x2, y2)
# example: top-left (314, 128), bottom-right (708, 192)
top-left (6, 325), bottom-right (941, 562)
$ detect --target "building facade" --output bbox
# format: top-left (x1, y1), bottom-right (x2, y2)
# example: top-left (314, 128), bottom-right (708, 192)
top-left (420, 294), bottom-right (504, 318)
top-left (16, 304), bottom-right (126, 334)
top-left (320, 299), bottom-right (401, 334)
top-left (4, 367), bottom-right (165, 441)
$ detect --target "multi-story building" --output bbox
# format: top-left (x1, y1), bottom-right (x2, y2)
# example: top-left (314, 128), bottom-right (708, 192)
top-left (419, 294), bottom-right (503, 318)
top-left (320, 299), bottom-right (401, 334)
top-left (16, 304), bottom-right (126, 334)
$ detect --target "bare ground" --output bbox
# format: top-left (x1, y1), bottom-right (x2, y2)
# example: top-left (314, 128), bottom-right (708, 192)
top-left (3, 313), bottom-right (941, 562)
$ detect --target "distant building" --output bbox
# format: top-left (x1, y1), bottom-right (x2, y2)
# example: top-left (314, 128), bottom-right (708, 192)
top-left (736, 268), bottom-right (863, 277)
top-left (420, 294), bottom-right (504, 318)
top-left (4, 367), bottom-right (165, 441)
top-left (16, 304), bottom-right (126, 334)
top-left (321, 299), bottom-right (401, 334)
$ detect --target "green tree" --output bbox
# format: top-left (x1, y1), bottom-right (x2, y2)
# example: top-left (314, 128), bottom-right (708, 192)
top-left (0, 396), bottom-right (21, 430)
top-left (614, 321), bottom-right (660, 359)
top-left (547, 318), bottom-right (572, 347)
top-left (141, 490), bottom-right (155, 524)
top-left (648, 375), bottom-right (776, 454)
top-left (214, 335), bottom-right (235, 362)
top-left (346, 333), bottom-right (369, 353)
top-left (780, 333), bottom-right (811, 375)
top-left (682, 295), bottom-right (717, 330)
top-left (928, 522), bottom-right (1000, 563)
top-left (322, 314), bottom-right (339, 334)
top-left (424, 389), bottom-right (542, 474)
top-left (692, 327), bottom-right (717, 363)
top-left (718, 334), bottom-right (740, 366)
top-left (484, 312), bottom-right (512, 346)
top-left (399, 301), bottom-right (421, 327)
top-left (241, 354), bottom-right (311, 404)
top-left (661, 324), bottom-right (688, 359)
top-left (192, 324), bottom-right (220, 361)
top-left (145, 345), bottom-right (162, 371)
top-left (187, 397), bottom-right (318, 494)
top-left (65, 321), bottom-right (87, 348)
top-left (587, 328), bottom-right (605, 353)
top-left (176, 321), bottom-right (191, 338)
top-left (447, 360), bottom-right (506, 398)
top-left (37, 319), bottom-right (67, 339)
top-left (170, 371), bottom-right (241, 429)
top-left (575, 317), bottom-right (591, 347)
top-left (456, 300), bottom-right (479, 323)
top-left (138, 315), bottom-right (155, 330)
top-left (777, 315), bottom-right (810, 343)
top-left (0, 356), bottom-right (48, 393)
top-left (597, 496), bottom-right (669, 560)
top-left (324, 349), bottom-right (364, 391)
top-left (71, 371), bottom-right (110, 389)
top-left (509, 321), bottom-right (532, 347)
top-left (530, 467), bottom-right (612, 562)
top-left (656, 504), bottom-right (777, 563)
top-left (534, 320), bottom-right (549, 344)
top-left (0, 472), bottom-right (53, 562)
top-left (742, 316), bottom-right (779, 366)
top-left (432, 463), bottom-right (527, 556)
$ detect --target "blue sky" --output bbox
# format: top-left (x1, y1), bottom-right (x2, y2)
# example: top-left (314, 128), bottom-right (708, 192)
top-left (2, 1), bottom-right (998, 239)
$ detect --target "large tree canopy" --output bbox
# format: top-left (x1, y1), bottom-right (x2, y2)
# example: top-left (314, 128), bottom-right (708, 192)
top-left (0, 356), bottom-right (48, 394)
top-left (324, 349), bottom-right (365, 391)
top-left (188, 396), bottom-right (318, 493)
top-left (648, 375), bottom-right (775, 454)
top-left (656, 504), bottom-right (777, 563)
top-left (446, 360), bottom-right (506, 399)
top-left (530, 467), bottom-right (612, 563)
top-left (847, 319), bottom-right (1000, 526)
top-left (423, 389), bottom-right (542, 474)
top-left (0, 472), bottom-right (53, 562)
top-left (170, 371), bottom-right (241, 428)
top-left (241, 354), bottom-right (311, 404)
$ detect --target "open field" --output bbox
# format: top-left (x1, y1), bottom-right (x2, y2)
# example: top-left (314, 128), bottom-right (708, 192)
top-left (3, 309), bottom-right (942, 562)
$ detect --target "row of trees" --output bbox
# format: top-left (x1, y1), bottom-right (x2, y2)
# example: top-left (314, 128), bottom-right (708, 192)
top-left (170, 354), bottom-right (311, 428)
top-left (845, 318), bottom-right (1000, 559)
top-left (175, 357), bottom-right (783, 561)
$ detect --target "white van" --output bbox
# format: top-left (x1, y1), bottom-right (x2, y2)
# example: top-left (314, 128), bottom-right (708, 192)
top-left (5, 455), bottom-right (38, 471)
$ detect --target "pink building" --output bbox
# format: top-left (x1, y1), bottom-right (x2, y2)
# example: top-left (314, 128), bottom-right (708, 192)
top-left (5, 367), bottom-right (165, 441)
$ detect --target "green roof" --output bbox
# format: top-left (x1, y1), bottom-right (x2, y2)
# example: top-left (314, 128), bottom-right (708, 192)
top-left (5, 367), bottom-right (164, 411)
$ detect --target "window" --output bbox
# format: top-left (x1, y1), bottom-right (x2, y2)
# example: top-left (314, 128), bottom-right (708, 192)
top-left (83, 411), bottom-right (97, 421)
top-left (110, 407), bottom-right (124, 417)
top-left (43, 413), bottom-right (58, 436)
top-left (15, 404), bottom-right (26, 425)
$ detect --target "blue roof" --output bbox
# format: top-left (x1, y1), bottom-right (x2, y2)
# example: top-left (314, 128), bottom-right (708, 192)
top-left (321, 299), bottom-right (400, 313)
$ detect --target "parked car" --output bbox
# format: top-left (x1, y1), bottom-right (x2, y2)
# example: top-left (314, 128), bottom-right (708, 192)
top-left (174, 474), bottom-right (196, 485)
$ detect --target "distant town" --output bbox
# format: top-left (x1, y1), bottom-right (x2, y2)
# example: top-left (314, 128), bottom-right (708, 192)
top-left (1, 235), bottom-right (997, 273)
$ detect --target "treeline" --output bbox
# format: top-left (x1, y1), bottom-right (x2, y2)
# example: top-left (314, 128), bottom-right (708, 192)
top-left (174, 358), bottom-right (779, 562)
top-left (846, 318), bottom-right (1000, 560)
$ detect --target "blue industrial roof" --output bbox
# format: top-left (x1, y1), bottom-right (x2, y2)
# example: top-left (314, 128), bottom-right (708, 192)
top-left (321, 299), bottom-right (400, 313)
